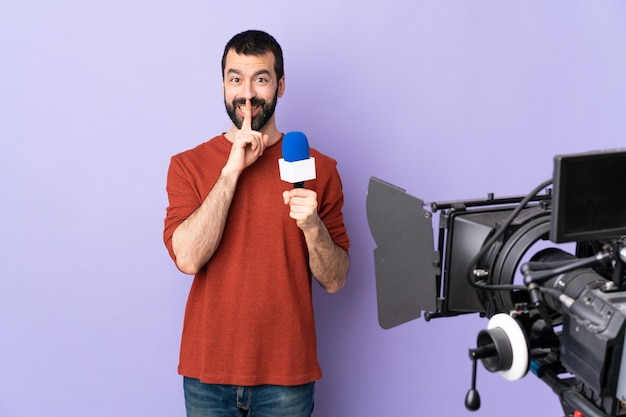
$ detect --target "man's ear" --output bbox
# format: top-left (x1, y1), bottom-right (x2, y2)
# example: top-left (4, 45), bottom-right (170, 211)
top-left (277, 76), bottom-right (285, 98)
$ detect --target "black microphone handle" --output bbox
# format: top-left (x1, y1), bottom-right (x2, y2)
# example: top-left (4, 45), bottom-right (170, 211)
top-left (294, 181), bottom-right (304, 189)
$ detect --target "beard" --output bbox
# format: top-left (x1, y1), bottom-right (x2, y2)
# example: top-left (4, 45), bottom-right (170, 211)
top-left (225, 88), bottom-right (279, 131)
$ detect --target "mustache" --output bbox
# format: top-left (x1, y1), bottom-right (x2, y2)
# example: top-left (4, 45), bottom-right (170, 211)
top-left (232, 97), bottom-right (267, 108)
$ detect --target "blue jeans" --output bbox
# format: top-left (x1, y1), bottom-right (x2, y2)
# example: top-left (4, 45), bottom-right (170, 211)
top-left (183, 377), bottom-right (315, 417)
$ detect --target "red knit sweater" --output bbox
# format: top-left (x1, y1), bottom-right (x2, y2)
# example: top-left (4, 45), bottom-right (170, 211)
top-left (164, 134), bottom-right (350, 386)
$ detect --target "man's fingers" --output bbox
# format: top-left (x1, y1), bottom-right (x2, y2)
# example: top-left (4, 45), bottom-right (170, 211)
top-left (242, 98), bottom-right (252, 131)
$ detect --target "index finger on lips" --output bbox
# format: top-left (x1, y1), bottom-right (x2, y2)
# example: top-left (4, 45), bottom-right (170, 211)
top-left (242, 98), bottom-right (252, 131)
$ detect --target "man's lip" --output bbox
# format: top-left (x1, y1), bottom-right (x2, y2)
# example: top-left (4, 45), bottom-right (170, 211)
top-left (238, 105), bottom-right (259, 116)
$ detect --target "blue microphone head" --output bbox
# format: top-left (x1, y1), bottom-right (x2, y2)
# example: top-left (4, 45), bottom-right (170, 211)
top-left (282, 131), bottom-right (310, 162)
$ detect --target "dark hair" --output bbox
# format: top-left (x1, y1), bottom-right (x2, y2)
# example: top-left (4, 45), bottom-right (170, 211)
top-left (221, 30), bottom-right (284, 80)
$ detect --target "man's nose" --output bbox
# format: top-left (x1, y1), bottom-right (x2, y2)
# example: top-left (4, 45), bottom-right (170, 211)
top-left (242, 81), bottom-right (255, 100)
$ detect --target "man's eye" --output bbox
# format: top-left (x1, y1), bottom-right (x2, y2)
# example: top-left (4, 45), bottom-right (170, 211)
top-left (230, 77), bottom-right (240, 83)
top-left (256, 77), bottom-right (268, 83)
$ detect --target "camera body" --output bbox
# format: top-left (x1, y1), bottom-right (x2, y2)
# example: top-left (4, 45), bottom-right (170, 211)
top-left (367, 148), bottom-right (626, 416)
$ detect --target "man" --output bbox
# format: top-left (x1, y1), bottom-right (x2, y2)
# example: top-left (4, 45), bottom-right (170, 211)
top-left (163, 29), bottom-right (350, 417)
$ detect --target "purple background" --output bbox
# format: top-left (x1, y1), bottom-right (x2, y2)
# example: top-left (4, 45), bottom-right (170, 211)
top-left (2, 1), bottom-right (626, 416)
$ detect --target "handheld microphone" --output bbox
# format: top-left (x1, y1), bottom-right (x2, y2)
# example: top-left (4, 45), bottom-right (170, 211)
top-left (278, 131), bottom-right (316, 188)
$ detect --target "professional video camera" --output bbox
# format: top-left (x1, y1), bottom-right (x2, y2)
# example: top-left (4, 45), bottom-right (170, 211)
top-left (367, 148), bottom-right (626, 417)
